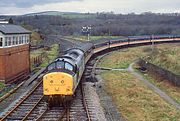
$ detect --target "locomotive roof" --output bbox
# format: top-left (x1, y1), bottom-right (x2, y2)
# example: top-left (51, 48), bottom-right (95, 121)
top-left (55, 57), bottom-right (76, 67)
top-left (67, 42), bottom-right (93, 53)
top-left (79, 42), bottom-right (93, 52)
top-left (92, 36), bottom-right (126, 45)
top-left (0, 24), bottom-right (31, 35)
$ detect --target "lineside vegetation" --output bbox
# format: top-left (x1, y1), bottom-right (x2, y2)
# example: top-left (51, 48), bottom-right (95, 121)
top-left (98, 43), bottom-right (180, 120)
top-left (66, 35), bottom-right (120, 41)
top-left (98, 43), bottom-right (180, 74)
top-left (30, 44), bottom-right (59, 70)
top-left (101, 71), bottom-right (180, 121)
top-left (0, 82), bottom-right (5, 91)
top-left (143, 44), bottom-right (180, 75)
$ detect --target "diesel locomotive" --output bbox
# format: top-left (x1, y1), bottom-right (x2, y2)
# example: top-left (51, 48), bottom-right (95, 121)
top-left (43, 43), bottom-right (93, 106)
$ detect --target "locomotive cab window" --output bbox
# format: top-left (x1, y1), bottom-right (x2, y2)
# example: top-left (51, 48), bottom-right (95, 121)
top-left (65, 62), bottom-right (73, 71)
top-left (56, 61), bottom-right (64, 69)
top-left (47, 63), bottom-right (56, 71)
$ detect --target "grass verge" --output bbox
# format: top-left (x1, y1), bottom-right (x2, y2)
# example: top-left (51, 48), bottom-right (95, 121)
top-left (101, 71), bottom-right (180, 121)
top-left (39, 44), bottom-right (59, 67)
top-left (97, 47), bottom-right (150, 69)
top-left (144, 44), bottom-right (180, 75)
top-left (98, 43), bottom-right (180, 73)
top-left (0, 82), bottom-right (5, 90)
top-left (135, 68), bottom-right (180, 104)
top-left (66, 35), bottom-right (121, 41)
top-left (30, 44), bottom-right (59, 70)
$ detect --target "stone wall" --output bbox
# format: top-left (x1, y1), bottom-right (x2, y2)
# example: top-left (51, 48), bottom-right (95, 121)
top-left (138, 59), bottom-right (180, 87)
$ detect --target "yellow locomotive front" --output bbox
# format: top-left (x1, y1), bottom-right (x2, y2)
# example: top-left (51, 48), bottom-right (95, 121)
top-left (43, 48), bottom-right (86, 107)
top-left (42, 57), bottom-right (77, 95)
top-left (43, 72), bottom-right (73, 96)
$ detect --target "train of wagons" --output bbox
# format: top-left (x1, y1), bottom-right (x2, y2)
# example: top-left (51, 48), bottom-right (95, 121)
top-left (43, 35), bottom-right (180, 106)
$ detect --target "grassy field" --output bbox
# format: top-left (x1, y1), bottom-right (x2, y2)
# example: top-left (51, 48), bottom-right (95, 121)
top-left (97, 46), bottom-right (150, 69)
top-left (98, 43), bottom-right (180, 74)
top-left (98, 44), bottom-right (180, 102)
top-left (98, 43), bottom-right (180, 120)
top-left (30, 44), bottom-right (59, 70)
top-left (39, 44), bottom-right (59, 67)
top-left (66, 35), bottom-right (121, 41)
top-left (144, 44), bottom-right (180, 75)
top-left (140, 71), bottom-right (180, 104)
top-left (101, 71), bottom-right (180, 121)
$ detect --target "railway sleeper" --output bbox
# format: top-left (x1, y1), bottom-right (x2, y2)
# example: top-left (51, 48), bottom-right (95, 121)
top-left (6, 117), bottom-right (24, 120)
top-left (25, 98), bottom-right (42, 102)
top-left (70, 106), bottom-right (84, 108)
top-left (14, 107), bottom-right (32, 111)
top-left (20, 103), bottom-right (36, 106)
top-left (10, 110), bottom-right (31, 116)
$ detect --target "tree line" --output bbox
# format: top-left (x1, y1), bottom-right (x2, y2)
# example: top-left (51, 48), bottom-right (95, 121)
top-left (2, 12), bottom-right (180, 36)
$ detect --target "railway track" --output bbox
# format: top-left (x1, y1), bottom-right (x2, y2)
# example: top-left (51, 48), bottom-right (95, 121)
top-left (0, 80), bottom-right (45, 121)
top-left (70, 83), bottom-right (91, 121)
top-left (1, 82), bottom-right (92, 121)
top-left (1, 36), bottom-right (179, 121)
top-left (36, 83), bottom-right (91, 121)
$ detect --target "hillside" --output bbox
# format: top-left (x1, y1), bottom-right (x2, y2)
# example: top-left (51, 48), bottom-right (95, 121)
top-left (23, 11), bottom-right (96, 19)
top-left (2, 12), bottom-right (180, 37)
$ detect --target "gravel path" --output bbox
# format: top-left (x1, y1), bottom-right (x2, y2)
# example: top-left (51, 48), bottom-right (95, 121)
top-left (83, 82), bottom-right (107, 121)
top-left (128, 62), bottom-right (180, 110)
top-left (95, 56), bottom-right (180, 110)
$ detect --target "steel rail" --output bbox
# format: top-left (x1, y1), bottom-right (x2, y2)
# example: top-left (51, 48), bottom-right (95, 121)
top-left (81, 84), bottom-right (91, 121)
top-left (66, 102), bottom-right (70, 121)
top-left (21, 95), bottom-right (44, 121)
top-left (58, 108), bottom-right (68, 121)
top-left (35, 108), bottom-right (48, 121)
top-left (0, 79), bottom-right (43, 121)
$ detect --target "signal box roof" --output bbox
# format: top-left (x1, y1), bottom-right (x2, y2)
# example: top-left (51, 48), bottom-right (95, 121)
top-left (0, 24), bottom-right (31, 35)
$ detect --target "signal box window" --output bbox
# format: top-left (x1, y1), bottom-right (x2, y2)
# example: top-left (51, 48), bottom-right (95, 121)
top-left (5, 38), bottom-right (8, 46)
top-left (0, 38), bottom-right (2, 47)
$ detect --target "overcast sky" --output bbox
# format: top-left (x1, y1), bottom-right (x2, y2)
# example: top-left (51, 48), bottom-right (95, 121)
top-left (0, 0), bottom-right (180, 15)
